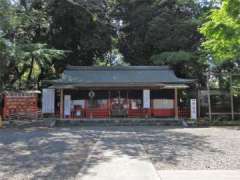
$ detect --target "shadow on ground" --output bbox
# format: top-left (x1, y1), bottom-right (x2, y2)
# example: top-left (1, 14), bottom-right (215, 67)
top-left (0, 126), bottom-right (234, 179)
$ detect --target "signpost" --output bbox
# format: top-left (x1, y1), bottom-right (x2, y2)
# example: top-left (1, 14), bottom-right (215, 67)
top-left (191, 99), bottom-right (197, 120)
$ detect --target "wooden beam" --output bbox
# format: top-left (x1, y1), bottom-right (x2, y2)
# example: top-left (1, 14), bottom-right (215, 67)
top-left (174, 88), bottom-right (178, 120)
top-left (60, 89), bottom-right (64, 119)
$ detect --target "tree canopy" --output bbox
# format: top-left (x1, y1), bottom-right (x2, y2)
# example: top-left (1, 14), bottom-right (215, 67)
top-left (112, 0), bottom-right (209, 80)
top-left (0, 0), bottom-right (239, 90)
top-left (0, 0), bottom-right (65, 89)
top-left (48, 0), bottom-right (115, 70)
top-left (114, 0), bottom-right (201, 65)
top-left (200, 0), bottom-right (240, 63)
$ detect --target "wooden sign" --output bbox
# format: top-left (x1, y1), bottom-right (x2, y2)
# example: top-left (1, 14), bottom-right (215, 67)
top-left (143, 89), bottom-right (150, 108)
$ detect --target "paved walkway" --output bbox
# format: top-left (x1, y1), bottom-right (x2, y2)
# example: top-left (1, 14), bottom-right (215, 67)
top-left (77, 127), bottom-right (160, 180)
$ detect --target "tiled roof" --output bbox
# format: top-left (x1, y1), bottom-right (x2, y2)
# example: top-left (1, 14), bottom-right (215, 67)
top-left (50, 66), bottom-right (193, 88)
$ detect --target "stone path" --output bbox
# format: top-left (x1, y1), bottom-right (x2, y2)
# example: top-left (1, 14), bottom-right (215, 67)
top-left (76, 127), bottom-right (160, 180)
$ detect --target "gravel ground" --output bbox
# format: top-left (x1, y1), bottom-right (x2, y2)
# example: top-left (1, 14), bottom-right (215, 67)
top-left (134, 126), bottom-right (240, 170)
top-left (0, 126), bottom-right (240, 179)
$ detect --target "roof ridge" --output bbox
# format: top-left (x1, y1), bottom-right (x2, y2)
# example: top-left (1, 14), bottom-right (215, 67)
top-left (66, 65), bottom-right (171, 71)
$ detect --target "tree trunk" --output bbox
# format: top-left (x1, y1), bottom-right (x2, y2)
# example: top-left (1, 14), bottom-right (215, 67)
top-left (37, 66), bottom-right (44, 90)
top-left (27, 55), bottom-right (34, 87)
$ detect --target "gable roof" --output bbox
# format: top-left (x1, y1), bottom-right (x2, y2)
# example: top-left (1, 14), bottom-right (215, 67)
top-left (49, 66), bottom-right (193, 88)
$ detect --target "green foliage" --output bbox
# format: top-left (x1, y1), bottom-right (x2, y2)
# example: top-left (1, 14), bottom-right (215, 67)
top-left (151, 51), bottom-right (194, 65)
top-left (0, 0), bottom-right (65, 90)
top-left (48, 0), bottom-right (115, 69)
top-left (113, 0), bottom-right (201, 65)
top-left (112, 0), bottom-right (205, 81)
top-left (151, 50), bottom-right (208, 85)
top-left (1, 0), bottom-right (239, 91)
top-left (15, 43), bottom-right (65, 86)
top-left (0, 37), bottom-right (9, 90)
top-left (200, 0), bottom-right (240, 63)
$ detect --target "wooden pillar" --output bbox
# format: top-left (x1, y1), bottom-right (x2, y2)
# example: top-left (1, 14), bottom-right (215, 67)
top-left (60, 89), bottom-right (64, 119)
top-left (174, 88), bottom-right (178, 119)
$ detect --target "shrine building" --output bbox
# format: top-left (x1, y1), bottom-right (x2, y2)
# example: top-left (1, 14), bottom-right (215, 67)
top-left (43, 66), bottom-right (193, 119)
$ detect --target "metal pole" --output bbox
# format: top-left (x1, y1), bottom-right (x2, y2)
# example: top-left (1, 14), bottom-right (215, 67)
top-left (197, 89), bottom-right (201, 118)
top-left (207, 71), bottom-right (212, 121)
top-left (230, 73), bottom-right (234, 120)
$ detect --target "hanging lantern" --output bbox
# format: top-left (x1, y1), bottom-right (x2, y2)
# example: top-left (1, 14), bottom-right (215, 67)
top-left (88, 90), bottom-right (95, 98)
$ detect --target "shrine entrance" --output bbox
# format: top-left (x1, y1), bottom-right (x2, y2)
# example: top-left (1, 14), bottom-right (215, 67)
top-left (110, 91), bottom-right (128, 117)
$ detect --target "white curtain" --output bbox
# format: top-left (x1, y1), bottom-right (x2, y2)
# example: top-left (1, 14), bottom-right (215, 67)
top-left (64, 95), bottom-right (71, 116)
top-left (42, 89), bottom-right (55, 113)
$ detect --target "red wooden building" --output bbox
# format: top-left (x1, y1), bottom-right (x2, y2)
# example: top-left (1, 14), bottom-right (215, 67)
top-left (44, 66), bottom-right (193, 119)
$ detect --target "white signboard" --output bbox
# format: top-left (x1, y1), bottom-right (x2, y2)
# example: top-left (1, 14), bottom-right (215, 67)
top-left (191, 99), bottom-right (197, 119)
top-left (42, 89), bottom-right (55, 113)
top-left (153, 99), bottom-right (174, 109)
top-left (64, 95), bottom-right (71, 116)
top-left (143, 89), bottom-right (150, 108)
top-left (72, 100), bottom-right (85, 108)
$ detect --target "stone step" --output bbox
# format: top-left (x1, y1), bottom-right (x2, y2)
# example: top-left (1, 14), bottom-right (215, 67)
top-left (55, 119), bottom-right (182, 127)
top-left (3, 118), bottom-right (183, 128)
top-left (5, 119), bottom-right (56, 128)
